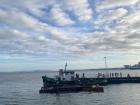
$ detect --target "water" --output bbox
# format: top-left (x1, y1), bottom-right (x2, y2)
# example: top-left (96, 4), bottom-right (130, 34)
top-left (0, 70), bottom-right (140, 105)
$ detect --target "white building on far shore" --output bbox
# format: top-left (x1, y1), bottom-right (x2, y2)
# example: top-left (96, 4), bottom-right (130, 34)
top-left (124, 62), bottom-right (140, 69)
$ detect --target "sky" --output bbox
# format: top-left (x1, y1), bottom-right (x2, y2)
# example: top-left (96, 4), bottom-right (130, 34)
top-left (0, 0), bottom-right (140, 72)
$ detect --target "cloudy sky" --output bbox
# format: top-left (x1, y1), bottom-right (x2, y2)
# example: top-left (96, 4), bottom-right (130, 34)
top-left (0, 0), bottom-right (140, 71)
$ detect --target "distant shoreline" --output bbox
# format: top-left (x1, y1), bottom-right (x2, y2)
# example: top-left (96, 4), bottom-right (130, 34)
top-left (0, 67), bottom-right (135, 73)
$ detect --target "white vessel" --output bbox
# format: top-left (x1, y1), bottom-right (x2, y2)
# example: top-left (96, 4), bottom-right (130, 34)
top-left (124, 62), bottom-right (140, 69)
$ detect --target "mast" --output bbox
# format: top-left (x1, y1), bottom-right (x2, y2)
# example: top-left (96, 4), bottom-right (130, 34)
top-left (65, 62), bottom-right (67, 71)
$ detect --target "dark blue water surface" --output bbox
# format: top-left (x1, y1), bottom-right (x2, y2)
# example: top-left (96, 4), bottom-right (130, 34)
top-left (0, 70), bottom-right (140, 105)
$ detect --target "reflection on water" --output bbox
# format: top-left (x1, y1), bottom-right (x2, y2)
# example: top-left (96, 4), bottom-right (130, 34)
top-left (0, 70), bottom-right (140, 105)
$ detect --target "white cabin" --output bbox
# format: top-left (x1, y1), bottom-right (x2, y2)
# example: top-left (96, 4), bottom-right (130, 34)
top-left (58, 62), bottom-right (75, 81)
top-left (58, 69), bottom-right (75, 81)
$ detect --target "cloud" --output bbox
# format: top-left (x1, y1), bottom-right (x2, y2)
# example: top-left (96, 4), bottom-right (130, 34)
top-left (96, 0), bottom-right (139, 10)
top-left (104, 8), bottom-right (128, 20)
top-left (61, 0), bottom-right (93, 21)
top-left (0, 0), bottom-right (140, 58)
top-left (50, 4), bottom-right (75, 26)
top-left (95, 8), bottom-right (128, 25)
top-left (0, 9), bottom-right (43, 32)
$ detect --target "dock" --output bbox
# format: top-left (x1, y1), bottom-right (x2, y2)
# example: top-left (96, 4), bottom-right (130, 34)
top-left (78, 77), bottom-right (140, 85)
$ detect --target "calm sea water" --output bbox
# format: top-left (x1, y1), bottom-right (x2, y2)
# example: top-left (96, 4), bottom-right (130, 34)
top-left (1, 69), bottom-right (140, 105)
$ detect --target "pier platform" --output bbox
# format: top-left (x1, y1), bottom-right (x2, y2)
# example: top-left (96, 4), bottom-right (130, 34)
top-left (79, 77), bottom-right (140, 85)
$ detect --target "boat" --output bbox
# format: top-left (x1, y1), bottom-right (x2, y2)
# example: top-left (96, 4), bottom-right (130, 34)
top-left (39, 63), bottom-right (104, 93)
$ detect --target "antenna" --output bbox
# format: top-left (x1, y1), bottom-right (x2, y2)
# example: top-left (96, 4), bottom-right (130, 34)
top-left (65, 62), bottom-right (67, 71)
top-left (104, 56), bottom-right (107, 69)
